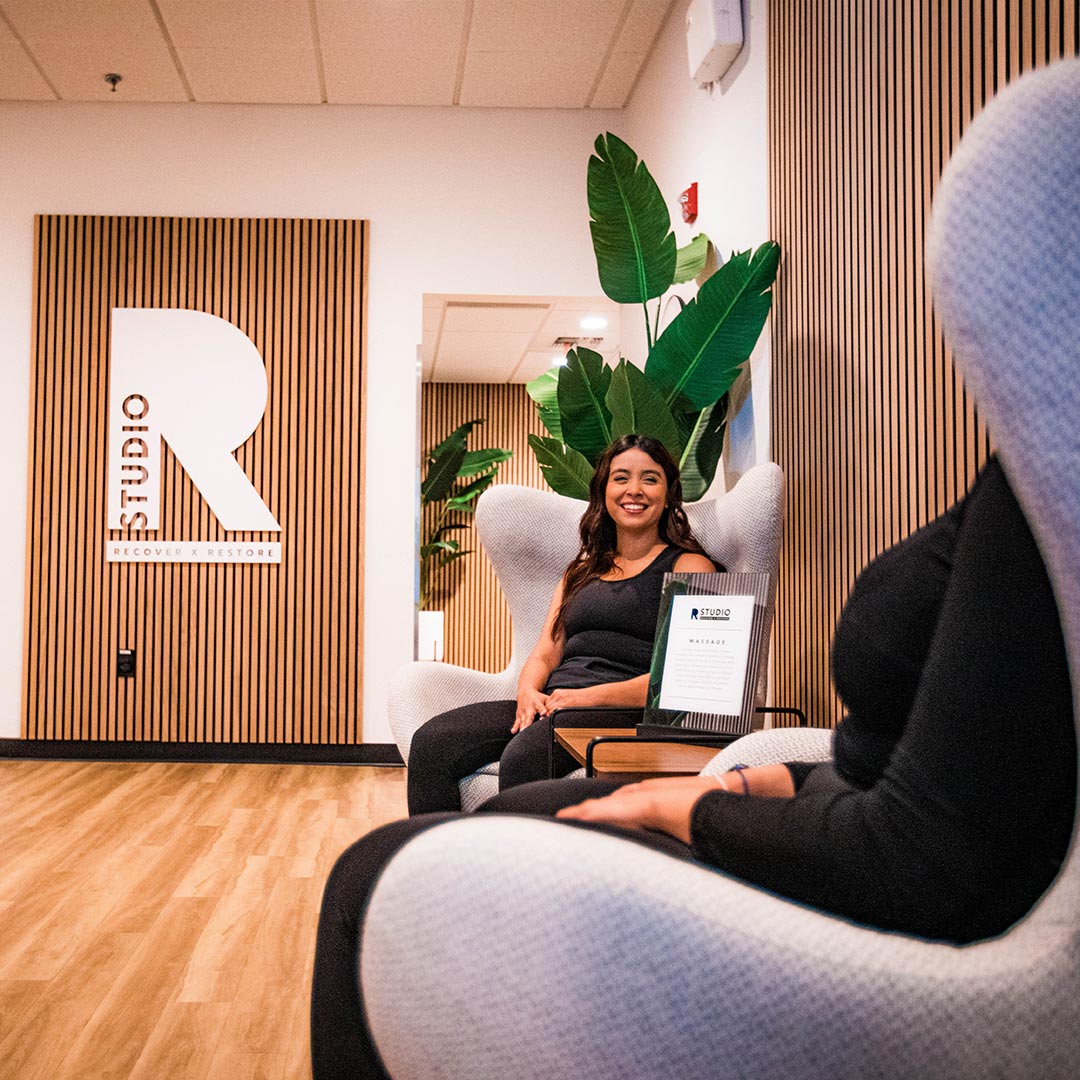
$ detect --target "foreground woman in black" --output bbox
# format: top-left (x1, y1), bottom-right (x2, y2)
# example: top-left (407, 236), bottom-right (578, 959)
top-left (312, 456), bottom-right (1075, 1077)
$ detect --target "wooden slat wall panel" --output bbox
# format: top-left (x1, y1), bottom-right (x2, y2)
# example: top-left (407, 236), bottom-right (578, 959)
top-left (23, 216), bottom-right (367, 744)
top-left (421, 383), bottom-right (546, 672)
top-left (768, 1), bottom-right (1078, 727)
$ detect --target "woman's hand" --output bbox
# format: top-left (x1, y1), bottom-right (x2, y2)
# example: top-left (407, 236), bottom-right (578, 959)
top-left (556, 775), bottom-right (727, 844)
top-left (541, 686), bottom-right (597, 714)
top-left (544, 675), bottom-right (650, 717)
top-left (513, 685), bottom-right (604, 735)
top-left (512, 686), bottom-right (551, 734)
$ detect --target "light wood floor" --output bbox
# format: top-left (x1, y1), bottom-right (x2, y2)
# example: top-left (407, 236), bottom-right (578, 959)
top-left (0, 758), bottom-right (407, 1079)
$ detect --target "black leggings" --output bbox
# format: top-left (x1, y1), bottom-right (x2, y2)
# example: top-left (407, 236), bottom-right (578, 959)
top-left (405, 700), bottom-right (639, 815)
top-left (310, 779), bottom-right (695, 1079)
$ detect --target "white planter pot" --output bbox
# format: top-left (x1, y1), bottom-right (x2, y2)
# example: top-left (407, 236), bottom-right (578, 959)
top-left (417, 610), bottom-right (444, 662)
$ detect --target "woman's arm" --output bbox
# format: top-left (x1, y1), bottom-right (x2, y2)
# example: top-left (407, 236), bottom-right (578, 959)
top-left (556, 766), bottom-right (796, 843)
top-left (512, 582), bottom-right (566, 733)
top-left (542, 674), bottom-right (650, 713)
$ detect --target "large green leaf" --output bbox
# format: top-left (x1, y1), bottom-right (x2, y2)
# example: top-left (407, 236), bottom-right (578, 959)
top-left (425, 419), bottom-right (480, 465)
top-left (428, 522), bottom-right (469, 544)
top-left (436, 548), bottom-right (471, 567)
top-left (422, 546), bottom-right (473, 604)
top-left (675, 397), bottom-right (728, 502)
top-left (605, 360), bottom-right (683, 459)
top-left (458, 448), bottom-right (512, 477)
top-left (420, 538), bottom-right (460, 559)
top-left (645, 242), bottom-right (781, 411)
top-left (588, 132), bottom-right (677, 304)
top-left (525, 367), bottom-right (563, 442)
top-left (556, 347), bottom-right (613, 465)
top-left (421, 427), bottom-right (472, 503)
top-left (673, 233), bottom-right (710, 284)
top-left (528, 435), bottom-right (594, 500)
top-left (445, 468), bottom-right (499, 511)
top-left (646, 577), bottom-right (688, 714)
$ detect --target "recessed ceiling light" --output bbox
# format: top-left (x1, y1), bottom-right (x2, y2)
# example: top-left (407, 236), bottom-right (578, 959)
top-left (554, 355), bottom-right (569, 367)
top-left (579, 315), bottom-right (608, 330)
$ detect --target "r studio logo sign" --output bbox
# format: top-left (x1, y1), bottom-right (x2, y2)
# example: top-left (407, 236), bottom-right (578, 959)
top-left (106, 309), bottom-right (281, 564)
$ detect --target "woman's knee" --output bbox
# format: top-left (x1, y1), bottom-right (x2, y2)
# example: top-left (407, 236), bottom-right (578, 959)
top-left (498, 719), bottom-right (552, 790)
top-left (322, 815), bottom-right (461, 926)
top-left (409, 709), bottom-right (460, 767)
top-left (411, 701), bottom-right (516, 767)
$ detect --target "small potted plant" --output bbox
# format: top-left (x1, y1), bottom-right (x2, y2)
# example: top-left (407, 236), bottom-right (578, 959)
top-left (418, 419), bottom-right (512, 659)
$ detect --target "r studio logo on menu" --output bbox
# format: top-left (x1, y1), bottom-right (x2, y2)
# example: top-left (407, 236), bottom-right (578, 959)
top-left (690, 606), bottom-right (731, 621)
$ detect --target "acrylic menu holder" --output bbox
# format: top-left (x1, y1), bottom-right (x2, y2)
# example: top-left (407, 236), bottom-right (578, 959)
top-left (638, 571), bottom-right (770, 739)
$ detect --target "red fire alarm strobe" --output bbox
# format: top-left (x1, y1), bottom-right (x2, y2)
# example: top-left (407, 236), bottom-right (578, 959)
top-left (679, 182), bottom-right (698, 223)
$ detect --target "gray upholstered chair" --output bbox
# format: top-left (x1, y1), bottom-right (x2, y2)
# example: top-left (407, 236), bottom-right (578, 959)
top-left (360, 60), bottom-right (1080, 1079)
top-left (388, 461), bottom-right (786, 808)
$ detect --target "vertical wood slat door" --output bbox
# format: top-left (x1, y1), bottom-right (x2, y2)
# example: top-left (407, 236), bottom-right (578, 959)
top-left (768, 1), bottom-right (1078, 728)
top-left (23, 216), bottom-right (367, 744)
top-left (421, 383), bottom-right (547, 673)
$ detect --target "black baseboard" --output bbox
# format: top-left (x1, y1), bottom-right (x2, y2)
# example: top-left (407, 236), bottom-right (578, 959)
top-left (0, 738), bottom-right (403, 766)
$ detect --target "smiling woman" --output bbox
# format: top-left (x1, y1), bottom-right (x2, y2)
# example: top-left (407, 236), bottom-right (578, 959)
top-left (404, 434), bottom-right (719, 816)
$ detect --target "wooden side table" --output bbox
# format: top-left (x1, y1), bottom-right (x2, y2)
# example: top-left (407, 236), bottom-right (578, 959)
top-left (553, 727), bottom-right (731, 781)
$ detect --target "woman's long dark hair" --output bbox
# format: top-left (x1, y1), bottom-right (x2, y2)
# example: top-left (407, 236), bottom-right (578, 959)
top-left (552, 434), bottom-right (710, 640)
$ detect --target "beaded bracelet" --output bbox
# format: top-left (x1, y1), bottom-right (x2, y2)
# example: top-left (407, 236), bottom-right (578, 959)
top-left (729, 763), bottom-right (750, 795)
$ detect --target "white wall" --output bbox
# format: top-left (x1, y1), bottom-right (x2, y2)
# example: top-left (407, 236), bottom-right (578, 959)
top-left (0, 101), bottom-right (619, 741)
top-left (623, 0), bottom-right (772, 480)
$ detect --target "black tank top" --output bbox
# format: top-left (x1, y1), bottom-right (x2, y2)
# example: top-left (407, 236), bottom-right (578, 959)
top-left (545, 545), bottom-right (688, 690)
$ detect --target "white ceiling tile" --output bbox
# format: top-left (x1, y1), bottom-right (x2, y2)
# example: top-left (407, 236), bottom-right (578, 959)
top-left (436, 329), bottom-right (534, 371)
top-left (422, 304), bottom-right (444, 333)
top-left (2, 0), bottom-right (163, 44)
top-left (179, 47), bottom-right (321, 103)
top-left (460, 50), bottom-right (599, 109)
top-left (31, 42), bottom-right (188, 101)
top-left (532, 304), bottom-right (620, 349)
top-left (0, 0), bottom-right (661, 109)
top-left (0, 45), bottom-right (55, 99)
top-left (469, 0), bottom-right (623, 52)
top-left (316, 1), bottom-right (469, 47)
top-left (513, 350), bottom-right (569, 383)
top-left (613, 0), bottom-right (673, 53)
top-left (323, 47), bottom-right (458, 106)
top-left (553, 297), bottom-right (622, 312)
top-left (590, 51), bottom-right (642, 108)
top-left (443, 302), bottom-right (550, 334)
top-left (423, 294), bottom-right (622, 383)
top-left (156, 0), bottom-right (313, 49)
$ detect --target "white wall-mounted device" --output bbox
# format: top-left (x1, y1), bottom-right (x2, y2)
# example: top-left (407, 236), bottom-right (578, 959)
top-left (685, 0), bottom-right (744, 88)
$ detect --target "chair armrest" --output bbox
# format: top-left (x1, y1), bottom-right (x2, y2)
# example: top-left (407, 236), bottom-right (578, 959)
top-left (387, 662), bottom-right (517, 763)
top-left (360, 816), bottom-right (1048, 1080)
top-left (698, 726), bottom-right (835, 776)
top-left (546, 705), bottom-right (645, 727)
top-left (755, 704), bottom-right (808, 726)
